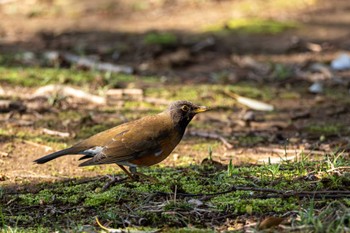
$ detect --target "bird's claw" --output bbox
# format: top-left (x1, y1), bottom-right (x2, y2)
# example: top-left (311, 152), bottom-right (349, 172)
top-left (102, 175), bottom-right (128, 191)
top-left (132, 172), bottom-right (159, 183)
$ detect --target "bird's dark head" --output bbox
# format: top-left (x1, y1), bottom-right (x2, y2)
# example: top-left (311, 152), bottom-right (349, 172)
top-left (168, 100), bottom-right (209, 130)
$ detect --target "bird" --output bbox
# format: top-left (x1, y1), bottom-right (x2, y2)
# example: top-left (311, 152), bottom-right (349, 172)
top-left (34, 100), bottom-right (209, 182)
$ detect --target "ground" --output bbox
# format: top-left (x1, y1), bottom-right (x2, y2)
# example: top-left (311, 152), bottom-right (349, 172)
top-left (1, 0), bottom-right (350, 232)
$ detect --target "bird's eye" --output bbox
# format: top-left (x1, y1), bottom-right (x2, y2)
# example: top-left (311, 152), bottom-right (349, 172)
top-left (181, 105), bottom-right (190, 112)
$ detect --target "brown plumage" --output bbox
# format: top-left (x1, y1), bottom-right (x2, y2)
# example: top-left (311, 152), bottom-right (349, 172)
top-left (34, 100), bottom-right (208, 178)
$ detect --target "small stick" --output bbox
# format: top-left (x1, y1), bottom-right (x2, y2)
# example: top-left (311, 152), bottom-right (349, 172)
top-left (33, 84), bottom-right (106, 105)
top-left (42, 128), bottom-right (70, 138)
top-left (23, 140), bottom-right (52, 152)
top-left (62, 53), bottom-right (133, 74)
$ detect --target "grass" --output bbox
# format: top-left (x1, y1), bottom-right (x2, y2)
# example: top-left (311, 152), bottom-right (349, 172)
top-left (2, 152), bottom-right (350, 232)
top-left (298, 200), bottom-right (350, 233)
top-left (0, 65), bottom-right (159, 88)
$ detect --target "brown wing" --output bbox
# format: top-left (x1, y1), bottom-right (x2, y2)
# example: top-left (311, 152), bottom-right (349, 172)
top-left (78, 112), bottom-right (174, 166)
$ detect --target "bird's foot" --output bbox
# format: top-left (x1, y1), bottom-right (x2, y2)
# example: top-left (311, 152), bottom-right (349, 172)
top-left (102, 175), bottom-right (128, 191)
top-left (132, 172), bottom-right (159, 183)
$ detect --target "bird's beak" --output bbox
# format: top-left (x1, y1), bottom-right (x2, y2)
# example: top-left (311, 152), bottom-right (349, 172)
top-left (193, 106), bottom-right (209, 113)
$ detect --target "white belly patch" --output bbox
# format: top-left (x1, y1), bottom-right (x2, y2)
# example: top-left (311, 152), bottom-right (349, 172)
top-left (83, 146), bottom-right (104, 155)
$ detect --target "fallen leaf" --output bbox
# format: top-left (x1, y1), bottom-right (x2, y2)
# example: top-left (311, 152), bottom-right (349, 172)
top-left (225, 91), bottom-right (274, 111)
top-left (258, 216), bottom-right (285, 230)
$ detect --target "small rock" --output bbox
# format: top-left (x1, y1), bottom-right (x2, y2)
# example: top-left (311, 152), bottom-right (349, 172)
top-left (309, 63), bottom-right (333, 79)
top-left (331, 53), bottom-right (350, 70)
top-left (43, 51), bottom-right (60, 62)
top-left (309, 82), bottom-right (323, 94)
top-left (241, 111), bottom-right (255, 121)
top-left (188, 199), bottom-right (203, 207)
top-left (22, 51), bottom-right (35, 62)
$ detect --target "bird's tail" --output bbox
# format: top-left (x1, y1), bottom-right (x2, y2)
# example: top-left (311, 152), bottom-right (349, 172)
top-left (34, 148), bottom-right (77, 164)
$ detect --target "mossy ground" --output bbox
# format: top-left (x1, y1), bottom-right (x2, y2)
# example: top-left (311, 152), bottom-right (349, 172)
top-left (2, 153), bottom-right (350, 232)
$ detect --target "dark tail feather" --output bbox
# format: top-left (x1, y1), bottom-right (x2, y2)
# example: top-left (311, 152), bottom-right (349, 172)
top-left (78, 160), bottom-right (93, 167)
top-left (34, 148), bottom-right (77, 164)
top-left (78, 154), bottom-right (94, 161)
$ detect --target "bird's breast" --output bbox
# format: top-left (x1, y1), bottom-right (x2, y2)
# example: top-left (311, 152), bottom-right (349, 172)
top-left (127, 129), bottom-right (183, 167)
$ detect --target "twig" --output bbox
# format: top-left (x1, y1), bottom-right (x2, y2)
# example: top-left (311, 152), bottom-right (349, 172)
top-left (62, 52), bottom-right (133, 74)
top-left (23, 140), bottom-right (52, 152)
top-left (102, 176), bottom-right (129, 191)
top-left (326, 166), bottom-right (350, 173)
top-left (33, 84), bottom-right (106, 105)
top-left (42, 128), bottom-right (70, 138)
top-left (188, 130), bottom-right (233, 149)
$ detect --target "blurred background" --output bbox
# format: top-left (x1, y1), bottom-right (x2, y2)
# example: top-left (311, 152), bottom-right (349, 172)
top-left (1, 0), bottom-right (350, 180)
top-left (1, 0), bottom-right (350, 182)
top-left (1, 0), bottom-right (349, 74)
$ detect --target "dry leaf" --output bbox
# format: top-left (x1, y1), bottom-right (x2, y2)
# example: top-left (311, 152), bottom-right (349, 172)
top-left (258, 216), bottom-right (285, 230)
top-left (226, 92), bottom-right (274, 111)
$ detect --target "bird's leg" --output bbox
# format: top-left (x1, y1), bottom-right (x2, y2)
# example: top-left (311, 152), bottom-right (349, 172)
top-left (101, 165), bottom-right (131, 191)
top-left (117, 164), bottom-right (135, 180)
top-left (129, 167), bottom-right (159, 183)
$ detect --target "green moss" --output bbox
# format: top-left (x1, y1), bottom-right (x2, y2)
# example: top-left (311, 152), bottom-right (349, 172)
top-left (1, 226), bottom-right (51, 233)
top-left (57, 110), bottom-right (82, 122)
top-left (212, 195), bottom-right (296, 213)
top-left (207, 18), bottom-right (298, 34)
top-left (3, 151), bottom-right (350, 231)
top-left (84, 186), bottom-right (128, 207)
top-left (237, 135), bottom-right (266, 146)
top-left (0, 66), bottom-right (139, 88)
top-left (0, 67), bottom-right (92, 87)
top-left (144, 32), bottom-right (178, 45)
top-left (19, 189), bottom-right (55, 205)
top-left (227, 83), bottom-right (276, 101)
top-left (191, 141), bottom-right (220, 152)
top-left (306, 123), bottom-right (344, 135)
